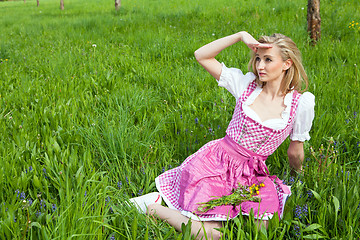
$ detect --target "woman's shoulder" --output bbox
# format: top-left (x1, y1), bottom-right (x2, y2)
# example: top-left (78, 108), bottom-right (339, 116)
top-left (220, 63), bottom-right (256, 82)
top-left (298, 92), bottom-right (315, 108)
top-left (292, 91), bottom-right (315, 117)
top-left (218, 63), bottom-right (257, 99)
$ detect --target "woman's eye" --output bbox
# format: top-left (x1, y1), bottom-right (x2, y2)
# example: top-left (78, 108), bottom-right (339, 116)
top-left (266, 58), bottom-right (272, 62)
top-left (255, 57), bottom-right (261, 61)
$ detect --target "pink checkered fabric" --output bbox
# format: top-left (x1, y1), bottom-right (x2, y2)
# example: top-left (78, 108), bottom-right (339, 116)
top-left (156, 139), bottom-right (222, 212)
top-left (226, 80), bottom-right (301, 156)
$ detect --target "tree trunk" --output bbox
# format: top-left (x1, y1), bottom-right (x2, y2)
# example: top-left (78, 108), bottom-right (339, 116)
top-left (60, 0), bottom-right (64, 10)
top-left (37, 0), bottom-right (39, 7)
top-left (307, 0), bottom-right (321, 45)
top-left (115, 0), bottom-right (121, 11)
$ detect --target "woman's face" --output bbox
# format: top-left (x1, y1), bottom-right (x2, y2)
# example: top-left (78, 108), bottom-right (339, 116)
top-left (255, 45), bottom-right (290, 84)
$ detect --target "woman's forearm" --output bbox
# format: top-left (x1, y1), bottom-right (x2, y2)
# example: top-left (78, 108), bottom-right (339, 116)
top-left (287, 141), bottom-right (305, 173)
top-left (194, 31), bottom-right (245, 62)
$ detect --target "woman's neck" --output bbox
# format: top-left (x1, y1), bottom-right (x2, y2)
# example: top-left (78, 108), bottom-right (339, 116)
top-left (262, 81), bottom-right (284, 100)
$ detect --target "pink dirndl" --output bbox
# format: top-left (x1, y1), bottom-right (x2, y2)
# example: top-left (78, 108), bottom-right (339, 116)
top-left (155, 80), bottom-right (300, 221)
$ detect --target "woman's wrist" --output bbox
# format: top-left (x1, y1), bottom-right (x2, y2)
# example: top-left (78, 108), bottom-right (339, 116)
top-left (236, 31), bottom-right (247, 42)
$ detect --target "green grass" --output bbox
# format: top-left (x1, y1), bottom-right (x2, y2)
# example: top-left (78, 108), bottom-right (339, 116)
top-left (0, 0), bottom-right (359, 239)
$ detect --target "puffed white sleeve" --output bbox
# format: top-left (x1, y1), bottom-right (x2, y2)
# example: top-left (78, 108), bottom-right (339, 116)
top-left (290, 92), bottom-right (315, 142)
top-left (217, 62), bottom-right (256, 99)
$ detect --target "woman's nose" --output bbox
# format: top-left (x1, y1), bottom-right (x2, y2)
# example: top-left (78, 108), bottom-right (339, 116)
top-left (257, 60), bottom-right (265, 69)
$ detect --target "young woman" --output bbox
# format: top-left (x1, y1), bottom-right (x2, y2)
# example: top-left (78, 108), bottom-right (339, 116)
top-left (129, 31), bottom-right (315, 239)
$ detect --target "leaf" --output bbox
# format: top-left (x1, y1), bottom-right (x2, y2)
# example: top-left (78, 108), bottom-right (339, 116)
top-left (52, 139), bottom-right (61, 153)
top-left (131, 216), bottom-right (137, 240)
top-left (303, 234), bottom-right (326, 239)
top-left (333, 196), bottom-right (340, 212)
top-left (33, 175), bottom-right (41, 189)
top-left (144, 226), bottom-right (148, 240)
top-left (302, 223), bottom-right (322, 232)
top-left (310, 190), bottom-right (321, 201)
top-left (30, 222), bottom-right (42, 229)
top-left (260, 224), bottom-right (268, 239)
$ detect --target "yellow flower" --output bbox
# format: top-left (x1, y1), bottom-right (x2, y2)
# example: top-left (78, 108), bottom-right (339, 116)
top-left (256, 191), bottom-right (260, 195)
top-left (356, 23), bottom-right (359, 25)
top-left (255, 186), bottom-right (259, 191)
top-left (260, 183), bottom-right (265, 187)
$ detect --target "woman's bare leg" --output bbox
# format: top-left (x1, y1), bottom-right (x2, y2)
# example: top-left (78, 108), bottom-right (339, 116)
top-left (148, 204), bottom-right (222, 240)
top-left (258, 220), bottom-right (269, 229)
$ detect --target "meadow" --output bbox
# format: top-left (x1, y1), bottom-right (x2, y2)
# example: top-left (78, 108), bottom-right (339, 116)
top-left (0, 0), bottom-right (359, 239)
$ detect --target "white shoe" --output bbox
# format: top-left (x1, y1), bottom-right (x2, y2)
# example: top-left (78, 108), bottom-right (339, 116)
top-left (129, 192), bottom-right (162, 214)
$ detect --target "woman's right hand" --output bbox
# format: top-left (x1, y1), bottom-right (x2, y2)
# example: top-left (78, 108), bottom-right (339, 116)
top-left (240, 31), bottom-right (272, 52)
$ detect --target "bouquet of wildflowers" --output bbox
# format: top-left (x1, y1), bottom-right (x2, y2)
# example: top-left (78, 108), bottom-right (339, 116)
top-left (196, 182), bottom-right (265, 213)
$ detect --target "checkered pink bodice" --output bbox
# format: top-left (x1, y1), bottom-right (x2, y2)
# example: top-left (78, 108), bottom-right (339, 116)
top-left (226, 80), bottom-right (301, 156)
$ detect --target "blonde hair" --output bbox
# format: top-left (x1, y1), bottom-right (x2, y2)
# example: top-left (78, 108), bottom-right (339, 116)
top-left (248, 33), bottom-right (308, 95)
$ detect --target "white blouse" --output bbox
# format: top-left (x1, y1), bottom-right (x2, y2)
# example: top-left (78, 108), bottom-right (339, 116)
top-left (218, 63), bottom-right (315, 142)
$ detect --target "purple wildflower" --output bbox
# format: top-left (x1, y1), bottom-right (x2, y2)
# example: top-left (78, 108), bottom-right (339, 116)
top-left (52, 204), bottom-right (57, 212)
top-left (307, 190), bottom-right (313, 199)
top-left (20, 192), bottom-right (25, 200)
top-left (117, 181), bottom-right (122, 189)
top-left (294, 205), bottom-right (302, 218)
top-left (293, 224), bottom-right (300, 237)
top-left (138, 189), bottom-right (143, 196)
top-left (302, 204), bottom-right (308, 217)
top-left (195, 117), bottom-right (199, 124)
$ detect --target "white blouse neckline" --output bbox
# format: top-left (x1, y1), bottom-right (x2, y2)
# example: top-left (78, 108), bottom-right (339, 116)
top-left (242, 85), bottom-right (293, 130)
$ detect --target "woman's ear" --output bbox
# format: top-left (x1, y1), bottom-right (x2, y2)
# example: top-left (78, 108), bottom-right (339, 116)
top-left (283, 59), bottom-right (293, 71)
